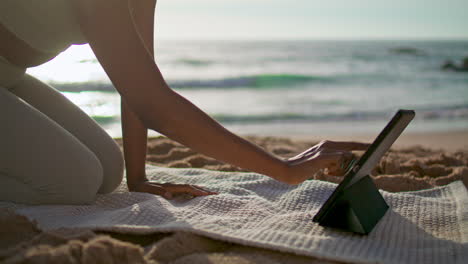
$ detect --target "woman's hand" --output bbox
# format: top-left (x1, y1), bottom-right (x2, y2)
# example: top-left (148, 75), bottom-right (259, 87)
top-left (280, 140), bottom-right (370, 185)
top-left (128, 179), bottom-right (218, 200)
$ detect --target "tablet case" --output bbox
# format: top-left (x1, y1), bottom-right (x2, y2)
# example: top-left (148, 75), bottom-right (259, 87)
top-left (313, 109), bottom-right (415, 234)
top-left (316, 175), bottom-right (388, 235)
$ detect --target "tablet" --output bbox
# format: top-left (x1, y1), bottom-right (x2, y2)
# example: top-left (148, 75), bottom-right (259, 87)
top-left (313, 109), bottom-right (415, 223)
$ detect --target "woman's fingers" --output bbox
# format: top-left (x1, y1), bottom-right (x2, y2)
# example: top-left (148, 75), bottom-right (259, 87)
top-left (192, 185), bottom-right (219, 195)
top-left (315, 151), bottom-right (355, 176)
top-left (136, 182), bottom-right (217, 200)
top-left (336, 152), bottom-right (356, 175)
top-left (139, 182), bottom-right (168, 197)
top-left (162, 184), bottom-right (218, 198)
top-left (289, 141), bottom-right (368, 164)
top-left (285, 146), bottom-right (361, 185)
top-left (288, 145), bottom-right (320, 161)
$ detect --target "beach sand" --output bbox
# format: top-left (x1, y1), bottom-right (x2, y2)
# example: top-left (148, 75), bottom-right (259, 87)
top-left (1, 132), bottom-right (467, 263)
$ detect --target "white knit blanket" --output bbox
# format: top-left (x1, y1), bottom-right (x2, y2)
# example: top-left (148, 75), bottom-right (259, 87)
top-left (1, 166), bottom-right (467, 264)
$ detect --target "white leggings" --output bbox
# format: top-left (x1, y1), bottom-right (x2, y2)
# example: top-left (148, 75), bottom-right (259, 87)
top-left (0, 58), bottom-right (124, 205)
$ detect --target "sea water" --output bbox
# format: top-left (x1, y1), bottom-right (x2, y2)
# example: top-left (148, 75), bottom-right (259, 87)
top-left (26, 40), bottom-right (468, 138)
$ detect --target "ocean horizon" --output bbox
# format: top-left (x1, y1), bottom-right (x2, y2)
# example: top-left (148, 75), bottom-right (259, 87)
top-left (26, 39), bottom-right (468, 138)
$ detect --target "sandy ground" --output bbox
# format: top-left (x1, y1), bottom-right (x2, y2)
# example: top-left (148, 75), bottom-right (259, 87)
top-left (290, 129), bottom-right (468, 152)
top-left (1, 133), bottom-right (467, 264)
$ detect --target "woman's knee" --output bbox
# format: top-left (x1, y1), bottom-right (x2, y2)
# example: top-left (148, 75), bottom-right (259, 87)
top-left (96, 138), bottom-right (124, 194)
top-left (0, 85), bottom-right (105, 205)
top-left (0, 153), bottom-right (103, 205)
top-left (37, 142), bottom-right (105, 205)
top-left (60, 151), bottom-right (104, 204)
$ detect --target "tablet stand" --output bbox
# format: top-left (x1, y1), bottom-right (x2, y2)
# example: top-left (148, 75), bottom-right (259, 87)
top-left (318, 175), bottom-right (389, 234)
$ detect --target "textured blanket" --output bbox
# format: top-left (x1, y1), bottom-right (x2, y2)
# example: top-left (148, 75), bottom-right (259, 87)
top-left (1, 166), bottom-right (467, 264)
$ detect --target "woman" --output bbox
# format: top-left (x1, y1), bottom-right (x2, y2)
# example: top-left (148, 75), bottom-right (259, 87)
top-left (0, 0), bottom-right (367, 205)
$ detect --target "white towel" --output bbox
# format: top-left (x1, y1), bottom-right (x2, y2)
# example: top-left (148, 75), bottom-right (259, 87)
top-left (1, 166), bottom-right (466, 264)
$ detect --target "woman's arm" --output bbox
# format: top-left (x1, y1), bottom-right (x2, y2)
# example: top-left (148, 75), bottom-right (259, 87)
top-left (72, 0), bottom-right (288, 178)
top-left (118, 0), bottom-right (217, 197)
top-left (121, 0), bottom-right (218, 198)
top-left (121, 96), bottom-right (148, 188)
top-left (72, 0), bottom-right (365, 187)
top-left (120, 0), bottom-right (153, 189)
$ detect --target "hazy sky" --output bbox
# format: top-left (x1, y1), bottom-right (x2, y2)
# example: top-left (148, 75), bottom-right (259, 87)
top-left (154, 0), bottom-right (468, 40)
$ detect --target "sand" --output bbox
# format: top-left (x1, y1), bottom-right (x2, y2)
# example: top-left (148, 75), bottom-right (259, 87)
top-left (290, 129), bottom-right (468, 153)
top-left (1, 134), bottom-right (467, 264)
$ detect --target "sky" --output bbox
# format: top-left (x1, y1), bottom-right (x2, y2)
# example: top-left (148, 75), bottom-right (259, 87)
top-left (154, 0), bottom-right (468, 40)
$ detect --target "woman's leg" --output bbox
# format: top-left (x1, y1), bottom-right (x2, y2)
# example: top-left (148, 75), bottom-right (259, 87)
top-left (7, 74), bottom-right (124, 194)
top-left (0, 87), bottom-right (103, 205)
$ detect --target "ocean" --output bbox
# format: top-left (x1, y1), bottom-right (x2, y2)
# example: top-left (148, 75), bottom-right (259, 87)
top-left (26, 40), bottom-right (468, 138)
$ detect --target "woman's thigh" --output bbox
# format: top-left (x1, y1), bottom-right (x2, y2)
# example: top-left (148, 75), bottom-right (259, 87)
top-left (8, 74), bottom-right (124, 194)
top-left (0, 87), bottom-right (103, 204)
